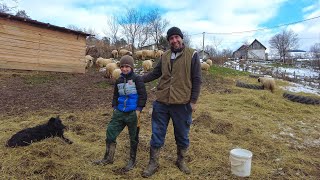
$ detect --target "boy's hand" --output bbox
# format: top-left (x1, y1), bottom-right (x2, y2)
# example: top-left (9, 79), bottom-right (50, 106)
top-left (136, 110), bottom-right (141, 128)
top-left (136, 110), bottom-right (141, 118)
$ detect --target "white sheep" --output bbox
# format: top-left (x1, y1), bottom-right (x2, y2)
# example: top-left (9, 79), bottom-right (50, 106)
top-left (201, 62), bottom-right (210, 71)
top-left (142, 50), bottom-right (157, 60)
top-left (84, 55), bottom-right (93, 69)
top-left (112, 68), bottom-right (121, 80)
top-left (105, 62), bottom-right (119, 78)
top-left (111, 50), bottom-right (118, 59)
top-left (135, 50), bottom-right (143, 59)
top-left (206, 59), bottom-right (213, 66)
top-left (96, 57), bottom-right (113, 68)
top-left (155, 50), bottom-right (164, 59)
top-left (142, 60), bottom-right (153, 72)
top-left (119, 49), bottom-right (132, 57)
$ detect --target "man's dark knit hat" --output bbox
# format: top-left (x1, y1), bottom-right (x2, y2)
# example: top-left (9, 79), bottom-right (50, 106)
top-left (120, 55), bottom-right (134, 68)
top-left (166, 26), bottom-right (183, 40)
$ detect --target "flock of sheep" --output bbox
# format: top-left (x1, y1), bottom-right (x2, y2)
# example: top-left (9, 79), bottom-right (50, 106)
top-left (83, 49), bottom-right (213, 81)
top-left (83, 49), bottom-right (164, 80)
top-left (201, 59), bottom-right (213, 71)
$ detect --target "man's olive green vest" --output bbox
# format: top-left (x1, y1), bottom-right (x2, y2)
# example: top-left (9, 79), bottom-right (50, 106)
top-left (156, 47), bottom-right (195, 104)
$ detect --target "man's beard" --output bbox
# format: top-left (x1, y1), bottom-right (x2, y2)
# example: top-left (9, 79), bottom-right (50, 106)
top-left (171, 43), bottom-right (185, 53)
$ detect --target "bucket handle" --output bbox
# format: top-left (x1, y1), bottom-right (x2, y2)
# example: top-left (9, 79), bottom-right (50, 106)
top-left (229, 156), bottom-right (246, 166)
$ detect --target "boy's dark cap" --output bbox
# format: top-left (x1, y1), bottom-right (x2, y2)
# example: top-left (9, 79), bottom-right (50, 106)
top-left (120, 55), bottom-right (134, 68)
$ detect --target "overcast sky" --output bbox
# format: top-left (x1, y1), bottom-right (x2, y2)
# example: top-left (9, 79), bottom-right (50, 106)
top-left (4, 0), bottom-right (320, 52)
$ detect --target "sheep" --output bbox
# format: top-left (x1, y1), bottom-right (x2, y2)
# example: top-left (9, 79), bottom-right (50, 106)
top-left (111, 50), bottom-right (118, 59)
top-left (119, 49), bottom-right (132, 57)
top-left (111, 68), bottom-right (121, 80)
top-left (201, 62), bottom-right (210, 71)
top-left (84, 55), bottom-right (93, 69)
top-left (105, 62), bottom-right (119, 78)
top-left (258, 77), bottom-right (276, 93)
top-left (206, 59), bottom-right (213, 66)
top-left (142, 60), bottom-right (153, 72)
top-left (142, 50), bottom-right (157, 60)
top-left (155, 50), bottom-right (164, 59)
top-left (135, 50), bottom-right (143, 60)
top-left (96, 57), bottom-right (113, 68)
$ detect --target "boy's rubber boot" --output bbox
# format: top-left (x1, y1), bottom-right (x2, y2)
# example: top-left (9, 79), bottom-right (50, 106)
top-left (122, 143), bottom-right (138, 172)
top-left (93, 142), bottom-right (116, 165)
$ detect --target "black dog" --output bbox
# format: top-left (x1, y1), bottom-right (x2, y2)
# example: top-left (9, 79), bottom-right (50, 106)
top-left (6, 116), bottom-right (73, 147)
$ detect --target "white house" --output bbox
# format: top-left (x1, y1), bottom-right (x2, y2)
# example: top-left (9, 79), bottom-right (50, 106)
top-left (233, 39), bottom-right (267, 60)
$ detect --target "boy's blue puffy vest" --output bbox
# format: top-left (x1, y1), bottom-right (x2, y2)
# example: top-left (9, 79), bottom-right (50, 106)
top-left (117, 75), bottom-right (138, 112)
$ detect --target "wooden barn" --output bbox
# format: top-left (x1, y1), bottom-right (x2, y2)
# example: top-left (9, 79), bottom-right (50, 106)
top-left (233, 39), bottom-right (267, 60)
top-left (0, 12), bottom-right (90, 73)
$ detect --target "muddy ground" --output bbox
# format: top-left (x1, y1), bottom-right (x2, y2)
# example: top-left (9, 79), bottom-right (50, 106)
top-left (0, 68), bottom-right (226, 117)
top-left (0, 69), bottom-right (112, 116)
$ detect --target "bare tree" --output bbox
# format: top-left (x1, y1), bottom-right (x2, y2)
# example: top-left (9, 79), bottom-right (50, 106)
top-left (0, 0), bottom-right (17, 13)
top-left (105, 15), bottom-right (119, 49)
top-left (269, 29), bottom-right (299, 63)
top-left (115, 38), bottom-right (128, 48)
top-left (67, 25), bottom-right (97, 36)
top-left (310, 43), bottom-right (320, 70)
top-left (67, 24), bottom-right (83, 31)
top-left (15, 10), bottom-right (30, 18)
top-left (136, 25), bottom-right (151, 49)
top-left (310, 43), bottom-right (320, 59)
top-left (211, 36), bottom-right (222, 51)
top-left (205, 45), bottom-right (217, 57)
top-left (68, 25), bottom-right (98, 46)
top-left (204, 36), bottom-right (222, 57)
top-left (148, 8), bottom-right (169, 49)
top-left (83, 27), bottom-right (97, 36)
top-left (221, 48), bottom-right (233, 58)
top-left (0, 3), bottom-right (10, 13)
top-left (182, 31), bottom-right (191, 47)
top-left (158, 35), bottom-right (169, 50)
top-left (118, 8), bottom-right (145, 54)
top-left (242, 40), bottom-right (250, 46)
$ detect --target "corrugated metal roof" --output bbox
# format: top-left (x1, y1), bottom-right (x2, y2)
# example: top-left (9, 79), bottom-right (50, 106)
top-left (0, 12), bottom-right (91, 36)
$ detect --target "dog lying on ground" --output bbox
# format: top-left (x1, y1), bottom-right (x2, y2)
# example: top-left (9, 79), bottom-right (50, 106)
top-left (6, 116), bottom-right (73, 147)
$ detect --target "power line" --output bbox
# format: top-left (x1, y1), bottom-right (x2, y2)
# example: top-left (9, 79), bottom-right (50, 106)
top-left (189, 33), bottom-right (203, 36)
top-left (203, 15), bottom-right (320, 35)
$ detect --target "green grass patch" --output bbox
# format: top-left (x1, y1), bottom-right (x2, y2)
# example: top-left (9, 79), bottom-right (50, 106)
top-left (94, 81), bottom-right (111, 88)
top-left (23, 75), bottom-right (59, 85)
top-left (270, 63), bottom-right (295, 68)
top-left (209, 65), bottom-right (250, 77)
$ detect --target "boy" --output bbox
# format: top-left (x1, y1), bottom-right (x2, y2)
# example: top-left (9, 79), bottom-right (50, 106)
top-left (94, 55), bottom-right (147, 172)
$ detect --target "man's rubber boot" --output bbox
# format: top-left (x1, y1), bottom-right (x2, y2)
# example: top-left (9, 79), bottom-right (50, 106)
top-left (176, 147), bottom-right (191, 174)
top-left (142, 147), bottom-right (160, 178)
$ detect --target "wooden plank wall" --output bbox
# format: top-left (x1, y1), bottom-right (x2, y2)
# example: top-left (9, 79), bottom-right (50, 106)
top-left (0, 18), bottom-right (87, 73)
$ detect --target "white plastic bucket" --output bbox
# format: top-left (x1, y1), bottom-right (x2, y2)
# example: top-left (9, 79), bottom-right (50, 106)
top-left (229, 148), bottom-right (253, 177)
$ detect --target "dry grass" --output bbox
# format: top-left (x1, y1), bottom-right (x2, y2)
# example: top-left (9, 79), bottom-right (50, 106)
top-left (0, 69), bottom-right (319, 179)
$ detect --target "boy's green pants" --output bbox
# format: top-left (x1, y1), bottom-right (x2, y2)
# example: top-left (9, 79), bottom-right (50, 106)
top-left (106, 109), bottom-right (138, 145)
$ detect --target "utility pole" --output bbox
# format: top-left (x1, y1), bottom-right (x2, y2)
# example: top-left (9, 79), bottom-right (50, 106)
top-left (202, 32), bottom-right (205, 62)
